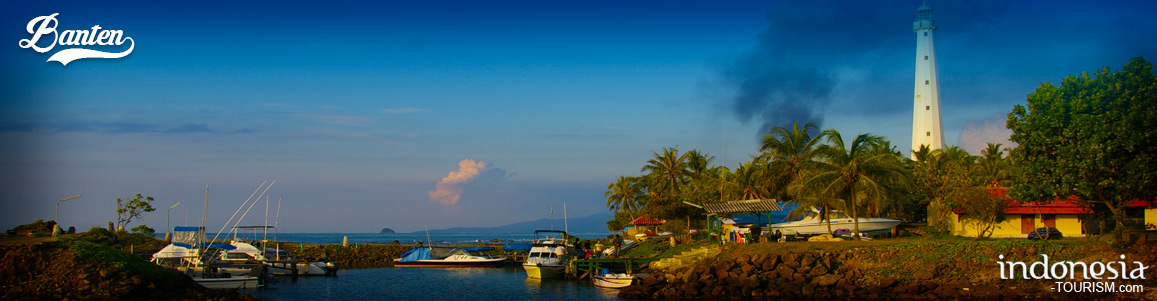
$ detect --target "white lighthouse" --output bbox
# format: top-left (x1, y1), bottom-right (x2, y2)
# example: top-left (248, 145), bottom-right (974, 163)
top-left (911, 3), bottom-right (943, 157)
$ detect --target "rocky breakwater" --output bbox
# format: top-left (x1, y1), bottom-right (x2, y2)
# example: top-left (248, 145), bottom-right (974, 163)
top-left (620, 241), bottom-right (1157, 300)
top-left (285, 243), bottom-right (412, 269)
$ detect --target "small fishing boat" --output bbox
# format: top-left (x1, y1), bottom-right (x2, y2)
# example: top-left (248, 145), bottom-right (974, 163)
top-left (592, 271), bottom-right (645, 288)
top-left (768, 207), bottom-right (901, 236)
top-left (523, 230), bottom-right (574, 279)
top-left (394, 246), bottom-right (506, 267)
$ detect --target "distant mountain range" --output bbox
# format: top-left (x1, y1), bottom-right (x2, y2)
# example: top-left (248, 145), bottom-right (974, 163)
top-left (415, 212), bottom-right (613, 234)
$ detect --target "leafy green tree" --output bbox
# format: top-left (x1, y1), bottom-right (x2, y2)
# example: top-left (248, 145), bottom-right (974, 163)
top-left (116, 194), bottom-right (156, 231)
top-left (1007, 57), bottom-right (1157, 242)
top-left (130, 224), bottom-right (155, 237)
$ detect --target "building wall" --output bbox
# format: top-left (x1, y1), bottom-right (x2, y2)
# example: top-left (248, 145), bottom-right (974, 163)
top-left (1147, 208), bottom-right (1156, 230)
top-left (950, 212), bottom-right (1085, 238)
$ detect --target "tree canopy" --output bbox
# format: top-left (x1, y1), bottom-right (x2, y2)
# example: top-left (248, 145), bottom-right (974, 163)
top-left (1007, 56), bottom-right (1157, 238)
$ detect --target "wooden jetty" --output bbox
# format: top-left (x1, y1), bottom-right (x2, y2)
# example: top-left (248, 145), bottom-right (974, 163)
top-left (567, 257), bottom-right (658, 280)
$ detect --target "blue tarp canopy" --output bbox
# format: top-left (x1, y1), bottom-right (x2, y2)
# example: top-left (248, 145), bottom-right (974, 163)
top-left (397, 247), bottom-right (431, 262)
top-left (729, 201), bottom-right (799, 225)
top-left (503, 243), bottom-right (532, 252)
top-left (207, 243), bottom-right (237, 251)
top-left (173, 242), bottom-right (195, 249)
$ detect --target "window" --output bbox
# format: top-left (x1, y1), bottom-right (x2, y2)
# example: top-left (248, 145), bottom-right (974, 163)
top-left (925, 80), bottom-right (930, 85)
top-left (926, 132), bottom-right (931, 136)
top-left (924, 32), bottom-right (928, 36)
top-left (924, 55), bottom-right (929, 60)
top-left (926, 106), bottom-right (930, 110)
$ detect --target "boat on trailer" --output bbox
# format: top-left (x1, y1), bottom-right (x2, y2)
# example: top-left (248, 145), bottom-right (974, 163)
top-left (768, 207), bottom-right (901, 236)
top-left (394, 246), bottom-right (506, 267)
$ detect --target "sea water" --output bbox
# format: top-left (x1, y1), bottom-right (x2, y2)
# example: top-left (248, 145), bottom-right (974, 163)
top-left (247, 266), bottom-right (621, 300)
top-left (163, 231), bottom-right (615, 245)
top-left (187, 232), bottom-right (613, 246)
top-left (198, 232), bottom-right (621, 300)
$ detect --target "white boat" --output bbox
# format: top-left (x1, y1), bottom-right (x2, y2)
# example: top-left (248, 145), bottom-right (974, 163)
top-left (394, 246), bottom-right (506, 267)
top-left (768, 208), bottom-right (901, 236)
top-left (593, 273), bottom-right (643, 288)
top-left (150, 229), bottom-right (265, 289)
top-left (224, 241), bottom-right (338, 276)
top-left (523, 230), bottom-right (574, 279)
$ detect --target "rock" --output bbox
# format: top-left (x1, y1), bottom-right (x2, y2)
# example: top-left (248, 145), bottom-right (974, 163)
top-left (775, 266), bottom-right (795, 279)
top-left (800, 253), bottom-right (817, 267)
top-left (814, 274), bottom-right (841, 286)
top-left (877, 277), bottom-right (897, 288)
top-left (913, 270), bottom-right (935, 281)
top-left (809, 265), bottom-right (829, 277)
top-left (740, 263), bottom-right (757, 275)
top-left (379, 228), bottom-right (395, 234)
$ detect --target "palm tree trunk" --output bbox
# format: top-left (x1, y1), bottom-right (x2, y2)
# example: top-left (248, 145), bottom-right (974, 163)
top-left (824, 204), bottom-right (832, 235)
top-left (851, 186), bottom-right (861, 240)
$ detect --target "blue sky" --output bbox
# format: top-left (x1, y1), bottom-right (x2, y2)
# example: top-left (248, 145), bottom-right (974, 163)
top-left (3, 0), bottom-right (1155, 233)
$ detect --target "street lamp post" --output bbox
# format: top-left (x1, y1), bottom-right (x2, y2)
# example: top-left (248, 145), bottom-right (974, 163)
top-left (167, 201), bottom-right (182, 241)
top-left (54, 194), bottom-right (82, 237)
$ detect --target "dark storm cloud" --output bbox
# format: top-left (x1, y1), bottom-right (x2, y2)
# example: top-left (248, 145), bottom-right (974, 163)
top-left (716, 0), bottom-right (1012, 139)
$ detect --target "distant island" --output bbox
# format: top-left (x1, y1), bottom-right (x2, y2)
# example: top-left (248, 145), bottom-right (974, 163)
top-left (379, 228), bottom-right (395, 234)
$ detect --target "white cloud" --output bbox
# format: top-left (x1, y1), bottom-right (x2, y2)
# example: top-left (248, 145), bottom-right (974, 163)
top-left (957, 113), bottom-right (1017, 155)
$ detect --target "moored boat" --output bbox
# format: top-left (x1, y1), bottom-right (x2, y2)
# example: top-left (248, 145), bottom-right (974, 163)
top-left (523, 230), bottom-right (574, 279)
top-left (592, 272), bottom-right (644, 288)
top-left (394, 246), bottom-right (506, 267)
top-left (151, 227), bottom-right (265, 289)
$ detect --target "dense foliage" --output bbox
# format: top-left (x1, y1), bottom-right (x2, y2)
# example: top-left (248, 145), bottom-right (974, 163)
top-left (1008, 56), bottom-right (1157, 241)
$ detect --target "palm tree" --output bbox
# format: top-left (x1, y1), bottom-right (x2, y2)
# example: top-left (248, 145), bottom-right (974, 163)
top-left (759, 121), bottom-right (827, 201)
top-left (641, 147), bottom-right (692, 200)
top-left (605, 176), bottom-right (645, 220)
top-left (797, 129), bottom-right (906, 239)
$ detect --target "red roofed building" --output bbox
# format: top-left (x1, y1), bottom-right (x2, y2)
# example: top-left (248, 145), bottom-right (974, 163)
top-left (947, 188), bottom-right (1096, 238)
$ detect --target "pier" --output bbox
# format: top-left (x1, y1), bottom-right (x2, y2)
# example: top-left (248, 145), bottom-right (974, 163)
top-left (566, 257), bottom-right (658, 280)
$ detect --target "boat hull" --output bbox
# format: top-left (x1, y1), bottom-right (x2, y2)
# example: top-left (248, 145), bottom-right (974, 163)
top-left (770, 218), bottom-right (901, 236)
top-left (195, 276), bottom-right (261, 289)
top-left (394, 258), bottom-right (506, 268)
top-left (523, 263), bottom-right (566, 279)
top-left (592, 274), bottom-right (635, 288)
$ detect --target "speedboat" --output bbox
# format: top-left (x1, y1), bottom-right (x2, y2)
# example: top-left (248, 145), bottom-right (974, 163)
top-left (523, 230), bottom-right (574, 279)
top-left (768, 208), bottom-right (901, 236)
top-left (394, 246), bottom-right (506, 267)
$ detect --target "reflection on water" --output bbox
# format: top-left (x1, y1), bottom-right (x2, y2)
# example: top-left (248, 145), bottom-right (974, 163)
top-left (248, 265), bottom-right (619, 300)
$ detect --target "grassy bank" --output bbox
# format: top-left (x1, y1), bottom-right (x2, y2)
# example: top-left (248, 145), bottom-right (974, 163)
top-left (0, 239), bottom-right (252, 300)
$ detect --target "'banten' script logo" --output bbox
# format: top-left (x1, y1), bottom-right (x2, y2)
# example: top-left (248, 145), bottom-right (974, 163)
top-left (18, 13), bottom-right (134, 66)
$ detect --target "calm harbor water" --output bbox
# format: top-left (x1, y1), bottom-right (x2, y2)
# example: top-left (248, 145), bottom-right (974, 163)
top-left (247, 266), bottom-right (621, 300)
top-left (203, 232), bottom-right (613, 246)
